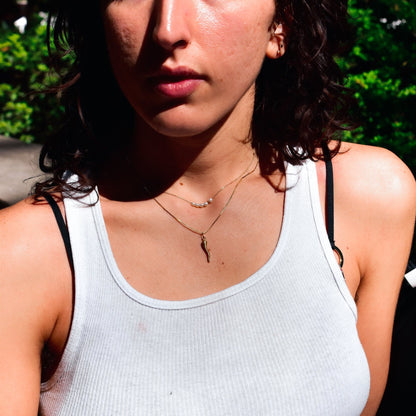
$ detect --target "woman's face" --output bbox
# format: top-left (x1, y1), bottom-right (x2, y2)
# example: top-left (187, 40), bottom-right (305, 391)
top-left (102, 0), bottom-right (279, 138)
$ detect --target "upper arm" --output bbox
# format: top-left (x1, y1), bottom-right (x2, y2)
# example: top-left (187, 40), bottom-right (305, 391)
top-left (0, 262), bottom-right (43, 415)
top-left (333, 143), bottom-right (416, 415)
top-left (0, 200), bottom-right (70, 415)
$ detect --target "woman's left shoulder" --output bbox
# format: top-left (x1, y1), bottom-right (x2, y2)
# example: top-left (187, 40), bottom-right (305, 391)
top-left (332, 141), bottom-right (416, 217)
top-left (329, 143), bottom-right (415, 414)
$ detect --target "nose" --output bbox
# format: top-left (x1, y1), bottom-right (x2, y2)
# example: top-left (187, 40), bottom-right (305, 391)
top-left (152, 0), bottom-right (192, 51)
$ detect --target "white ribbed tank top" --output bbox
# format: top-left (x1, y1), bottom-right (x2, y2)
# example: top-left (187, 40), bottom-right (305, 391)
top-left (39, 160), bottom-right (370, 415)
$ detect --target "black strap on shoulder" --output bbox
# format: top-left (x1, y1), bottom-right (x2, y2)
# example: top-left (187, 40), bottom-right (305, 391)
top-left (322, 142), bottom-right (344, 268)
top-left (43, 193), bottom-right (74, 270)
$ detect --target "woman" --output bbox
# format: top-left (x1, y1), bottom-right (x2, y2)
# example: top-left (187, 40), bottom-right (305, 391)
top-left (0, 0), bottom-right (414, 414)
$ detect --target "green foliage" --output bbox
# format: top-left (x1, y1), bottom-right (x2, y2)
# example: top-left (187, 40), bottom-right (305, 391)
top-left (0, 84), bottom-right (33, 142)
top-left (339, 0), bottom-right (416, 174)
top-left (0, 14), bottom-right (72, 143)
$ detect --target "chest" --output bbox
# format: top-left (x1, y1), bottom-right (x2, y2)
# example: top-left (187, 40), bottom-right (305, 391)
top-left (40, 262), bottom-right (370, 415)
top-left (100, 187), bottom-right (285, 300)
top-left (41, 162), bottom-right (368, 412)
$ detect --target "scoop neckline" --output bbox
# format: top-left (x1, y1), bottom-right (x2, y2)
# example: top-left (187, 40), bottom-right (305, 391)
top-left (92, 163), bottom-right (299, 310)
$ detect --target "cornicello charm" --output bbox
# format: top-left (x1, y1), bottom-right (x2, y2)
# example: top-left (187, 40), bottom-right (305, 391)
top-left (151, 159), bottom-right (258, 263)
top-left (201, 234), bottom-right (211, 263)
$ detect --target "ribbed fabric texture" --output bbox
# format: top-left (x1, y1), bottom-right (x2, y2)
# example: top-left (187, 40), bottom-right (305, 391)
top-left (39, 160), bottom-right (370, 415)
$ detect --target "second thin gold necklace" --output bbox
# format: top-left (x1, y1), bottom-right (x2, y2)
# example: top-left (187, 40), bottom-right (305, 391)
top-left (153, 159), bottom-right (258, 263)
top-left (164, 153), bottom-right (255, 208)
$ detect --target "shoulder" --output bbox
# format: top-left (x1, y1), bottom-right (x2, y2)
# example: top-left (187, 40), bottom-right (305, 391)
top-left (327, 141), bottom-right (415, 277)
top-left (331, 142), bottom-right (415, 219)
top-left (0, 197), bottom-right (71, 340)
top-left (326, 143), bottom-right (415, 413)
top-left (0, 197), bottom-right (72, 412)
top-left (0, 197), bottom-right (65, 268)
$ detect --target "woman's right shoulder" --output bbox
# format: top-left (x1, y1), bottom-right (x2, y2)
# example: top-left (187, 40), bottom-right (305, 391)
top-left (0, 197), bottom-right (73, 413)
top-left (0, 196), bottom-right (72, 334)
top-left (0, 196), bottom-right (67, 271)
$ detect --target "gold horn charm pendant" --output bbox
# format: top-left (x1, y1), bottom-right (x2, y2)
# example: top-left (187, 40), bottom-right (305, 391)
top-left (201, 234), bottom-right (211, 263)
top-left (151, 159), bottom-right (258, 264)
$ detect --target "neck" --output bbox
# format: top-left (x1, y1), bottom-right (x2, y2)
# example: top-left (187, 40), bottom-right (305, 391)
top-left (98, 90), bottom-right (257, 201)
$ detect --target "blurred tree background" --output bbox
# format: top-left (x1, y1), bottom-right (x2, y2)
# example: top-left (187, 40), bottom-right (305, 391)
top-left (0, 0), bottom-right (66, 143)
top-left (1, 0), bottom-right (415, 174)
top-left (340, 0), bottom-right (416, 174)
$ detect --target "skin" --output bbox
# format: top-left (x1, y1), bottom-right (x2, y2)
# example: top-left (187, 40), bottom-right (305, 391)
top-left (0, 1), bottom-right (415, 415)
top-left (101, 0), bottom-right (280, 137)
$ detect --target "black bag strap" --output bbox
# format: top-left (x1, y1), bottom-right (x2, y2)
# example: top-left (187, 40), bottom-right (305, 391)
top-left (44, 193), bottom-right (74, 270)
top-left (322, 142), bottom-right (344, 268)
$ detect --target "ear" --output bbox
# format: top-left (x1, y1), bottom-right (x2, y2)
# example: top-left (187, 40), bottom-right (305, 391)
top-left (266, 22), bottom-right (287, 59)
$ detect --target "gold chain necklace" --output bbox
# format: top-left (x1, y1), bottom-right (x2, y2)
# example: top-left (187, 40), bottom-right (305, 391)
top-left (164, 153), bottom-right (255, 208)
top-left (153, 160), bottom-right (258, 263)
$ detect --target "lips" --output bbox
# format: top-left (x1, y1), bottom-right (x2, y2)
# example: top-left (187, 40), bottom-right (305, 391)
top-left (148, 67), bottom-right (204, 98)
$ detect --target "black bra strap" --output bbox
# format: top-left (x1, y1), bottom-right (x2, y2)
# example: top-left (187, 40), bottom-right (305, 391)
top-left (322, 142), bottom-right (344, 268)
top-left (42, 151), bottom-right (343, 271)
top-left (44, 193), bottom-right (74, 270)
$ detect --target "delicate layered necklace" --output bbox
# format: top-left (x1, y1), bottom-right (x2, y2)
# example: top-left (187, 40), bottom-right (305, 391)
top-left (163, 153), bottom-right (256, 208)
top-left (152, 155), bottom-right (258, 263)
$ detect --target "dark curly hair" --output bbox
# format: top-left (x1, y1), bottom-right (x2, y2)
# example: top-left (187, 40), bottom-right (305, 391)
top-left (35, 0), bottom-right (355, 197)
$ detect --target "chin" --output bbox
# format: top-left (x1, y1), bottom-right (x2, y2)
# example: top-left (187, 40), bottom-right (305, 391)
top-left (149, 122), bottom-right (208, 138)
top-left (142, 109), bottom-right (223, 139)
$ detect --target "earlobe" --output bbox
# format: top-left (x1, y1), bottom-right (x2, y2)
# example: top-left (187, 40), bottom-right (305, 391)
top-left (266, 22), bottom-right (286, 59)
